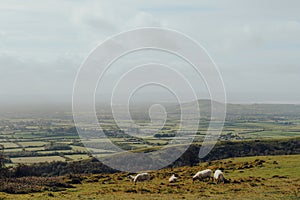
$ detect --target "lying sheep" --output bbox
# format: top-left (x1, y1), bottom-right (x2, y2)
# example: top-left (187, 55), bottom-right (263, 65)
top-left (214, 169), bottom-right (225, 184)
top-left (168, 174), bottom-right (178, 183)
top-left (128, 172), bottom-right (150, 184)
top-left (192, 169), bottom-right (213, 182)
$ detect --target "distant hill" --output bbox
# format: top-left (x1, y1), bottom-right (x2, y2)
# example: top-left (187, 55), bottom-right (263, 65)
top-left (169, 99), bottom-right (300, 120)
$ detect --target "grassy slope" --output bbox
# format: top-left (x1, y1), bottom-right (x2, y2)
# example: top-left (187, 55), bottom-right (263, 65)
top-left (1, 154), bottom-right (299, 200)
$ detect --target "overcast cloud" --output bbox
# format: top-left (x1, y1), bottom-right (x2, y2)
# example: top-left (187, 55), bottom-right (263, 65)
top-left (0, 0), bottom-right (299, 104)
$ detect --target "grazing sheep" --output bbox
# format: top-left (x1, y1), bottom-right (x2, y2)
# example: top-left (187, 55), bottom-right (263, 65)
top-left (214, 169), bottom-right (225, 184)
top-left (192, 169), bottom-right (213, 182)
top-left (128, 173), bottom-right (150, 184)
top-left (168, 174), bottom-right (178, 183)
top-left (128, 175), bottom-right (135, 182)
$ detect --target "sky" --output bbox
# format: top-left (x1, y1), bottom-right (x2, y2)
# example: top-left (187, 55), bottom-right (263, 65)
top-left (0, 0), bottom-right (300, 105)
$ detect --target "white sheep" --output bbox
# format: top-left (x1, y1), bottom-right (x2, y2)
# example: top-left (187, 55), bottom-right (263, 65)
top-left (214, 169), bottom-right (225, 184)
top-left (128, 172), bottom-right (150, 184)
top-left (168, 174), bottom-right (178, 183)
top-left (128, 175), bottom-right (135, 182)
top-left (192, 169), bottom-right (213, 182)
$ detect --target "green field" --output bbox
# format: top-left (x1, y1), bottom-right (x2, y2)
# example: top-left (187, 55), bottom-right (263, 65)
top-left (1, 154), bottom-right (299, 200)
top-left (64, 154), bottom-right (91, 161)
top-left (0, 142), bottom-right (19, 148)
top-left (17, 141), bottom-right (47, 147)
top-left (1, 102), bottom-right (300, 165)
top-left (1, 118), bottom-right (300, 166)
top-left (10, 156), bottom-right (65, 164)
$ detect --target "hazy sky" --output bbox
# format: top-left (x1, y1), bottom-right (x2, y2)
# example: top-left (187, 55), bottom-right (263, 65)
top-left (0, 0), bottom-right (300, 104)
